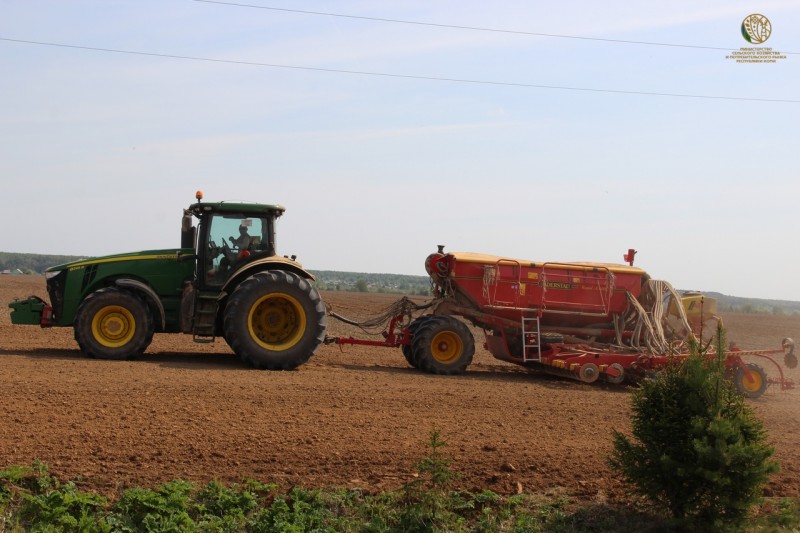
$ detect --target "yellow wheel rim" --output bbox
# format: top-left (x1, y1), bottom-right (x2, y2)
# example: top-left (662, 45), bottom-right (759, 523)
top-left (248, 293), bottom-right (307, 351)
top-left (91, 305), bottom-right (136, 348)
top-left (742, 368), bottom-right (763, 392)
top-left (430, 330), bottom-right (463, 364)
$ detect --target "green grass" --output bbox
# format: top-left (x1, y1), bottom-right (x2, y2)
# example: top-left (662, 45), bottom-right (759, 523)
top-left (1, 432), bottom-right (797, 532)
top-left (1, 464), bottom-right (798, 532)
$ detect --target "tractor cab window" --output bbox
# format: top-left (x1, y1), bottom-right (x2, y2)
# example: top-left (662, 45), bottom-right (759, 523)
top-left (204, 215), bottom-right (268, 285)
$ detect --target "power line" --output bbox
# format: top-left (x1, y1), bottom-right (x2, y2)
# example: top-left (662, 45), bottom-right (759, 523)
top-left (2, 37), bottom-right (798, 104)
top-left (193, 0), bottom-right (799, 56)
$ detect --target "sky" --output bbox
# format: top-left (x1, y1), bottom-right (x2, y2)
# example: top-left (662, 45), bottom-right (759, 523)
top-left (1, 1), bottom-right (798, 300)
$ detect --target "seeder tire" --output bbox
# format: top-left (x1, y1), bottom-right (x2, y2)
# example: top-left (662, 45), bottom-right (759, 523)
top-left (411, 316), bottom-right (474, 375)
top-left (74, 287), bottom-right (154, 360)
top-left (402, 315), bottom-right (435, 368)
top-left (224, 270), bottom-right (327, 370)
top-left (734, 363), bottom-right (768, 399)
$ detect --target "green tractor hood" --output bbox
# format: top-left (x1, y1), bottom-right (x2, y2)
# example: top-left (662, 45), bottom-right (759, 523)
top-left (46, 249), bottom-right (194, 273)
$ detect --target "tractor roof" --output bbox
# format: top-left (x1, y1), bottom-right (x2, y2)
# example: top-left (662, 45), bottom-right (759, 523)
top-left (187, 201), bottom-right (286, 217)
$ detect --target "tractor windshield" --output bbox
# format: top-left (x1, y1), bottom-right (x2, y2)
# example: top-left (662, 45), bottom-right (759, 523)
top-left (204, 214), bottom-right (274, 285)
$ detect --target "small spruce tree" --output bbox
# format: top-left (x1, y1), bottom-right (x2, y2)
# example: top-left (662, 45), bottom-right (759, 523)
top-left (609, 327), bottom-right (779, 529)
top-left (399, 429), bottom-right (463, 532)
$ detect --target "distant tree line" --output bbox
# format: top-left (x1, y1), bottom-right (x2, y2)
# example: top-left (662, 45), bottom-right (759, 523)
top-left (703, 291), bottom-right (800, 316)
top-left (309, 270), bottom-right (431, 296)
top-left (3, 252), bottom-right (798, 310)
top-left (0, 252), bottom-right (86, 275)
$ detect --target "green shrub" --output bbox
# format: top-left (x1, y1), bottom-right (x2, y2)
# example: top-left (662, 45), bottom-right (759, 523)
top-left (0, 462), bottom-right (109, 532)
top-left (249, 487), bottom-right (335, 532)
top-left (107, 480), bottom-right (195, 531)
top-left (18, 481), bottom-right (108, 532)
top-left (609, 328), bottom-right (779, 530)
top-left (397, 428), bottom-right (468, 532)
top-left (0, 461), bottom-right (53, 504)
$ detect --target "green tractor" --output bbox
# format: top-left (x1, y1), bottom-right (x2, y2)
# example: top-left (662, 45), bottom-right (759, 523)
top-left (9, 192), bottom-right (327, 369)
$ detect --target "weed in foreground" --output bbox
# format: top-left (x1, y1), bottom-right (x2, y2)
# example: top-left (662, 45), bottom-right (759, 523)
top-left (0, 424), bottom-right (796, 532)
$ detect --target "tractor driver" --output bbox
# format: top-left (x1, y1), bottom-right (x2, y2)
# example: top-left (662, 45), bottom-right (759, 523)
top-left (229, 224), bottom-right (252, 252)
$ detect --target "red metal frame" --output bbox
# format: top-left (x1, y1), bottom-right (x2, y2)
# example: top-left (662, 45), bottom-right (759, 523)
top-left (518, 343), bottom-right (792, 391)
top-left (327, 249), bottom-right (795, 395)
top-left (327, 312), bottom-right (410, 349)
top-left (327, 306), bottom-right (794, 393)
top-left (329, 309), bottom-right (792, 387)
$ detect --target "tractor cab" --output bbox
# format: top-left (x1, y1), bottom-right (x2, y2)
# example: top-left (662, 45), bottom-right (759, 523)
top-left (181, 191), bottom-right (286, 287)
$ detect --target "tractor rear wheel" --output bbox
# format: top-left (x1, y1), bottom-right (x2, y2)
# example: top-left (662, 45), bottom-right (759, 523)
top-left (223, 270), bottom-right (326, 370)
top-left (402, 315), bottom-right (435, 368)
top-left (734, 363), bottom-right (768, 399)
top-left (74, 287), bottom-right (154, 360)
top-left (411, 316), bottom-right (474, 375)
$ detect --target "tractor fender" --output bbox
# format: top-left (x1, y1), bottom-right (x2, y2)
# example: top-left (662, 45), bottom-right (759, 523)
top-left (221, 256), bottom-right (315, 295)
top-left (114, 278), bottom-right (166, 331)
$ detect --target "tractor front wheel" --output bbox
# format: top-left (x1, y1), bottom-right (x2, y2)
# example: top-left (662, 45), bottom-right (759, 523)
top-left (74, 287), bottom-right (154, 360)
top-left (411, 316), bottom-right (474, 375)
top-left (734, 363), bottom-right (768, 399)
top-left (223, 270), bottom-right (327, 370)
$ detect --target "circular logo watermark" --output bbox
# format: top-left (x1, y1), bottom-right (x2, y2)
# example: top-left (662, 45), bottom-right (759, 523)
top-left (741, 14), bottom-right (771, 44)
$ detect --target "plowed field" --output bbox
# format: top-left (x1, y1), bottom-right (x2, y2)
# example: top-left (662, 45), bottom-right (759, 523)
top-left (2, 275), bottom-right (799, 503)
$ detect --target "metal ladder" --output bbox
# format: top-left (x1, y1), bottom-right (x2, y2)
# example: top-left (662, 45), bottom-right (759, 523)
top-left (192, 292), bottom-right (217, 343)
top-left (521, 316), bottom-right (542, 362)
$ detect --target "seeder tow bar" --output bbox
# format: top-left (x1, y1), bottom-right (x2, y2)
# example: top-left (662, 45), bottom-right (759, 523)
top-left (323, 246), bottom-right (797, 399)
top-left (324, 296), bottom-right (429, 349)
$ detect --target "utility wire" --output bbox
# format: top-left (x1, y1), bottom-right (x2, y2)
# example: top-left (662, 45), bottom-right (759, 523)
top-left (1, 37), bottom-right (798, 103)
top-left (193, 0), bottom-right (799, 56)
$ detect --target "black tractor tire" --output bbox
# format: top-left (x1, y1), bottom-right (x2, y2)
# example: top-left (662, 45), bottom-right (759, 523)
top-left (402, 315), bottom-right (436, 368)
top-left (73, 287), bottom-right (154, 360)
top-left (411, 316), bottom-right (474, 375)
top-left (223, 270), bottom-right (327, 370)
top-left (734, 363), bottom-right (768, 399)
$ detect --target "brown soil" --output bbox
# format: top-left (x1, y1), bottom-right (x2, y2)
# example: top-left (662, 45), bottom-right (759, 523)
top-left (2, 275), bottom-right (799, 502)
